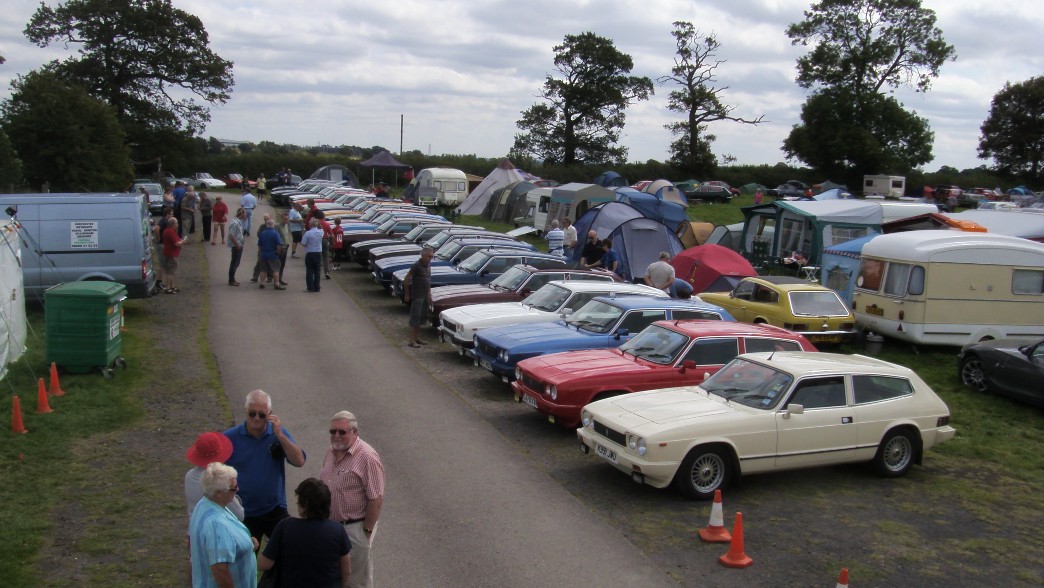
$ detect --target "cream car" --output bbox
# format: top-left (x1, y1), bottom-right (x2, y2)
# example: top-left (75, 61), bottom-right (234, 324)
top-left (577, 352), bottom-right (956, 500)
top-left (436, 280), bottom-right (668, 351)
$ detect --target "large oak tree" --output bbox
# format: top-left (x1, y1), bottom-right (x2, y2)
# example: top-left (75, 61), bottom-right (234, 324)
top-left (978, 76), bottom-right (1044, 181)
top-left (512, 32), bottom-right (652, 166)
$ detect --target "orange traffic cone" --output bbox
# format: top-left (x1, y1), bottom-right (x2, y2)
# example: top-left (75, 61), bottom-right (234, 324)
top-left (49, 362), bottom-right (64, 397)
top-left (36, 378), bottom-right (53, 414)
top-left (836, 568), bottom-right (849, 587)
top-left (11, 395), bottom-right (28, 434)
top-left (698, 489), bottom-right (732, 543)
top-left (719, 512), bottom-right (753, 568)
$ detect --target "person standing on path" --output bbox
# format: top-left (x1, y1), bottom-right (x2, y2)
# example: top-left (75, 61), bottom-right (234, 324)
top-left (301, 219), bottom-right (325, 292)
top-left (643, 252), bottom-right (675, 294)
top-left (288, 202), bottom-right (305, 257)
top-left (182, 186), bottom-right (199, 236)
top-left (320, 411), bottom-right (384, 588)
top-left (256, 173), bottom-right (267, 202)
top-left (562, 217), bottom-right (577, 260)
top-left (198, 191), bottom-right (213, 243)
top-left (240, 187), bottom-right (258, 236)
top-left (249, 213), bottom-right (274, 284)
top-left (316, 210), bottom-right (333, 279)
top-left (172, 181), bottom-right (186, 237)
top-left (211, 195), bottom-right (228, 245)
top-left (276, 211), bottom-right (291, 286)
top-left (161, 218), bottom-right (186, 294)
top-left (402, 245), bottom-right (433, 348)
top-left (256, 219), bottom-right (285, 290)
top-left (227, 207), bottom-right (246, 286)
top-left (223, 389), bottom-right (306, 546)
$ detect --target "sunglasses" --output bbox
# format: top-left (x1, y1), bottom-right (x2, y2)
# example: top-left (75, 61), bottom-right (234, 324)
top-left (248, 411), bottom-right (268, 419)
top-left (329, 429), bottom-right (350, 436)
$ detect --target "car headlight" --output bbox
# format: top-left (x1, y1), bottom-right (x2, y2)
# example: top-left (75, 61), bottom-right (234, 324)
top-left (515, 367), bottom-right (523, 380)
top-left (456, 323), bottom-right (464, 335)
top-left (473, 335), bottom-right (480, 347)
top-left (550, 386), bottom-right (558, 400)
top-left (499, 350), bottom-right (509, 363)
top-left (627, 434), bottom-right (647, 456)
top-left (581, 410), bottom-right (593, 428)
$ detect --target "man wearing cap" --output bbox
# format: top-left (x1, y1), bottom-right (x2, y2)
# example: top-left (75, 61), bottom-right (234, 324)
top-left (185, 432), bottom-right (244, 520)
top-left (223, 389), bottom-right (306, 545)
top-left (321, 410), bottom-right (385, 588)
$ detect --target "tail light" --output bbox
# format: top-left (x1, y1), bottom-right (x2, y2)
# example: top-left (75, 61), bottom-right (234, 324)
top-left (937, 416), bottom-right (950, 427)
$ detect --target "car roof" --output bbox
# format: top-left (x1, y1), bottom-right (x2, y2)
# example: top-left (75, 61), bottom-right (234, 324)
top-left (481, 250), bottom-right (562, 259)
top-left (542, 280), bottom-right (661, 294)
top-left (589, 295), bottom-right (724, 312)
top-left (739, 351), bottom-right (915, 378)
top-left (656, 319), bottom-right (801, 338)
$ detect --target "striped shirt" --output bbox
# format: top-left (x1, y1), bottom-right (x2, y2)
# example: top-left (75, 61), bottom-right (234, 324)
top-left (320, 440), bottom-right (385, 522)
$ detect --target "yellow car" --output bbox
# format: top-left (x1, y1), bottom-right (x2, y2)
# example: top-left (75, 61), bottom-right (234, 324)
top-left (699, 276), bottom-right (856, 344)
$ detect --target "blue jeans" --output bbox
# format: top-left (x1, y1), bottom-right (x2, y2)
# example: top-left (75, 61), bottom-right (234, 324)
top-left (305, 252), bottom-right (322, 291)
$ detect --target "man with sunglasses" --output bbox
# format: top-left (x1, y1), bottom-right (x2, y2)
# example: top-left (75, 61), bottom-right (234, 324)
top-left (223, 389), bottom-right (306, 546)
top-left (321, 410), bottom-right (385, 588)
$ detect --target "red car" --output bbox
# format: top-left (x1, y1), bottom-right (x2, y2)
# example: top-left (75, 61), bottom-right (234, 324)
top-left (511, 320), bottom-right (817, 428)
top-left (223, 173), bottom-right (257, 189)
top-left (427, 266), bottom-right (621, 325)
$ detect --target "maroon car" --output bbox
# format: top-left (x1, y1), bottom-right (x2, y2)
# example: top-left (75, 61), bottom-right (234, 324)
top-left (427, 265), bottom-right (621, 325)
top-left (511, 320), bottom-right (817, 428)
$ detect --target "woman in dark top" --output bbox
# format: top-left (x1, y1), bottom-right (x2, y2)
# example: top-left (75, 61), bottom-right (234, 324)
top-left (258, 478), bottom-right (352, 587)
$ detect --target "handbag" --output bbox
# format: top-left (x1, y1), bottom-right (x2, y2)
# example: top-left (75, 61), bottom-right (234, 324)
top-left (257, 563), bottom-right (279, 588)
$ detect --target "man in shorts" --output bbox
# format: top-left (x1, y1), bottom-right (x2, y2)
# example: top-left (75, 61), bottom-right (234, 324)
top-left (161, 218), bottom-right (186, 293)
top-left (402, 246), bottom-right (434, 348)
top-left (288, 201), bottom-right (305, 257)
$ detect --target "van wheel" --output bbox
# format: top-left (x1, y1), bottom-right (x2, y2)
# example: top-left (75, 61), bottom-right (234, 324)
top-left (872, 429), bottom-right (915, 477)
top-left (674, 446), bottom-right (732, 500)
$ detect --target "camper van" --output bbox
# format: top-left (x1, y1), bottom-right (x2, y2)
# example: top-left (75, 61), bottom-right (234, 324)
top-left (0, 193), bottom-right (157, 299)
top-left (406, 168), bottom-right (468, 208)
top-left (852, 232), bottom-right (1044, 346)
top-left (863, 175), bottom-right (906, 198)
top-left (512, 187), bottom-right (552, 235)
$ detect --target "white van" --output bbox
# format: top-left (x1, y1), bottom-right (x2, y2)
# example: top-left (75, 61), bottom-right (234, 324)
top-left (852, 232), bottom-right (1044, 346)
top-left (0, 193), bottom-right (157, 300)
top-left (407, 168), bottom-right (468, 208)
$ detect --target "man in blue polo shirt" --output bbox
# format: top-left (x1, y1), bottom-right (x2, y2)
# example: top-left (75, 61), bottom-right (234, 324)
top-left (223, 389), bottom-right (306, 545)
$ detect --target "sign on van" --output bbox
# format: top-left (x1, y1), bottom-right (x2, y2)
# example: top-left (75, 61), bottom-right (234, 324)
top-left (71, 221), bottom-right (99, 249)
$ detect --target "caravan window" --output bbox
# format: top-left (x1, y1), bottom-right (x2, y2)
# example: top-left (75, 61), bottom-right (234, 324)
top-left (856, 258), bottom-right (885, 291)
top-left (882, 263), bottom-right (924, 296)
top-left (1012, 269), bottom-right (1044, 295)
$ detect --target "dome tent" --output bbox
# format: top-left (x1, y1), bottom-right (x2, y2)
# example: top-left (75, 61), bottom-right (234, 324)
top-left (456, 159), bottom-right (534, 216)
top-left (571, 201), bottom-right (684, 282)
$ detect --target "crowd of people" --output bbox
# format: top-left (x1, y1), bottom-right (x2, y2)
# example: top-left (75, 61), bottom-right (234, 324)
top-left (185, 391), bottom-right (384, 588)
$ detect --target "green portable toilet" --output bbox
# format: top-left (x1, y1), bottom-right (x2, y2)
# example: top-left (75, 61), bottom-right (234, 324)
top-left (45, 281), bottom-right (128, 376)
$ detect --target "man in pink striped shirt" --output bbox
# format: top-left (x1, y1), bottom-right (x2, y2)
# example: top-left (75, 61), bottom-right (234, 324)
top-left (320, 411), bottom-right (385, 588)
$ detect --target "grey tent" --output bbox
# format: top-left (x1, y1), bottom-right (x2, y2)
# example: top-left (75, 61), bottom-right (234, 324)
top-left (483, 180), bottom-right (537, 223)
top-left (360, 151), bottom-right (411, 186)
top-left (309, 164), bottom-right (360, 188)
top-left (456, 159), bottom-right (531, 216)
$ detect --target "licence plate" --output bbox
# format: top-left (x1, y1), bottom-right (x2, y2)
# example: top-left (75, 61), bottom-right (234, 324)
top-left (480, 358), bottom-right (492, 371)
top-left (811, 335), bottom-right (842, 344)
top-left (865, 305), bottom-right (884, 316)
top-left (595, 443), bottom-right (618, 464)
top-left (522, 393), bottom-right (538, 409)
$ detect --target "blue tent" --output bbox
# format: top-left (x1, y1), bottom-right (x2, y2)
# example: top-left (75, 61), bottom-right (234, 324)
top-left (613, 188), bottom-right (687, 231)
top-left (813, 188), bottom-right (855, 200)
top-left (593, 171), bottom-right (628, 188)
top-left (571, 201), bottom-right (684, 282)
top-left (1007, 186), bottom-right (1034, 196)
top-left (820, 234), bottom-right (879, 305)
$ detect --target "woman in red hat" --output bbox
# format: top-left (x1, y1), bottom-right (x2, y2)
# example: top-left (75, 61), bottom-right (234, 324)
top-left (185, 432), bottom-right (244, 520)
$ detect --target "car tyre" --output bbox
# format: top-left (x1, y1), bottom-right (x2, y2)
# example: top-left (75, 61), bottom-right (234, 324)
top-left (872, 429), bottom-right (915, 478)
top-left (959, 356), bottom-right (988, 392)
top-left (674, 446), bottom-right (732, 500)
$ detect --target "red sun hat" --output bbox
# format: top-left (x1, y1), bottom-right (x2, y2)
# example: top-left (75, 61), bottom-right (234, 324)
top-left (185, 432), bottom-right (233, 468)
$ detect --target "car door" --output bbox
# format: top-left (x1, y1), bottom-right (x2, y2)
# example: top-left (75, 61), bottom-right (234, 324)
top-left (725, 281), bottom-right (756, 322)
top-left (988, 344), bottom-right (1044, 405)
top-left (775, 376), bottom-right (858, 469)
top-left (615, 310), bottom-right (667, 340)
top-left (676, 337), bottom-right (739, 384)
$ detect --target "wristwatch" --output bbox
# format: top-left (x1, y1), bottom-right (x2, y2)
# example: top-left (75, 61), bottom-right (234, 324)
top-left (364, 527), bottom-right (373, 534)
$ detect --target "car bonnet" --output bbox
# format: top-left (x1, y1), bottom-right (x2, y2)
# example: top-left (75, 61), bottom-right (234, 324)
top-left (596, 387), bottom-right (735, 426)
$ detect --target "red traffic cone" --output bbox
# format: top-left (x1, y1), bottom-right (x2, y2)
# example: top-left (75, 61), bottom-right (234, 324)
top-left (49, 362), bottom-right (65, 397)
top-left (698, 489), bottom-right (732, 543)
top-left (836, 568), bottom-right (849, 587)
top-left (11, 395), bottom-right (28, 434)
top-left (36, 378), bottom-right (53, 414)
top-left (719, 512), bottom-right (753, 568)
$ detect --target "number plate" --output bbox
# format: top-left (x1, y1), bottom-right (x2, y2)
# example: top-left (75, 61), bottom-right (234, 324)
top-left (865, 305), bottom-right (884, 316)
top-left (522, 393), bottom-right (538, 409)
top-left (595, 443), bottom-right (618, 464)
top-left (479, 358), bottom-right (492, 371)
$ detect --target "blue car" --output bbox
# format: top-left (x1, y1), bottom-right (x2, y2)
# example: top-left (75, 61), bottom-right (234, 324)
top-left (470, 296), bottom-right (735, 381)
top-left (391, 250), bottom-right (575, 299)
top-left (367, 229), bottom-right (514, 270)
top-left (350, 223), bottom-right (481, 265)
top-left (372, 238), bottom-right (535, 288)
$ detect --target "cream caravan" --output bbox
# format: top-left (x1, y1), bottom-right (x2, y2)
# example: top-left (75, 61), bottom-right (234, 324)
top-left (853, 232), bottom-right (1044, 346)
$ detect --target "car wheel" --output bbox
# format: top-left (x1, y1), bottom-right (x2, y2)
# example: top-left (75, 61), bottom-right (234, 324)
top-left (674, 446), bottom-right (732, 500)
top-left (959, 356), bottom-right (988, 392)
top-left (872, 429), bottom-right (916, 477)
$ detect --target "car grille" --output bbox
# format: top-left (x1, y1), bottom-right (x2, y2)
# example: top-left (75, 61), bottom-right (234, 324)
top-left (441, 317), bottom-right (459, 333)
top-left (476, 340), bottom-right (500, 359)
top-left (519, 372), bottom-right (542, 392)
top-left (592, 420), bottom-right (625, 446)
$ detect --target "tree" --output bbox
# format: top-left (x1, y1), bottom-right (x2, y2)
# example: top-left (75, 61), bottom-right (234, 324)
top-left (659, 21), bottom-right (763, 175)
top-left (1, 71), bottom-right (132, 191)
top-left (23, 0), bottom-right (234, 153)
top-left (0, 128), bottom-right (23, 190)
top-left (978, 76), bottom-right (1044, 181)
top-left (512, 32), bottom-right (652, 166)
top-left (784, 0), bottom-right (955, 180)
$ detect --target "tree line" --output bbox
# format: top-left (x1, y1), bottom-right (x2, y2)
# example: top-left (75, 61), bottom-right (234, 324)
top-left (0, 0), bottom-right (1040, 193)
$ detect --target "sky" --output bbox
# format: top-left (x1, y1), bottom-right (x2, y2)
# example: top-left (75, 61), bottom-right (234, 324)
top-left (0, 0), bottom-right (1041, 173)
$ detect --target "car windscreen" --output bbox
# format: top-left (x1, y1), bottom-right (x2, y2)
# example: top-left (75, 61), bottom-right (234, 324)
top-left (700, 359), bottom-right (793, 410)
top-left (403, 225), bottom-right (427, 240)
top-left (788, 291), bottom-right (850, 316)
top-left (618, 325), bottom-right (688, 364)
top-left (490, 266), bottom-right (530, 290)
top-left (564, 300), bottom-right (624, 334)
top-left (435, 241), bottom-right (462, 260)
top-left (458, 252), bottom-right (492, 273)
top-left (522, 283), bottom-right (571, 312)
top-left (377, 219), bottom-right (397, 232)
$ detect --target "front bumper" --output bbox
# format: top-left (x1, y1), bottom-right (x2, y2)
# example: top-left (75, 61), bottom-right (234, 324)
top-left (576, 427), bottom-right (677, 489)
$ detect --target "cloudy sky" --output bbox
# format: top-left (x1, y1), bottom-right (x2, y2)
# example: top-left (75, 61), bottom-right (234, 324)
top-left (1, 0), bottom-right (1041, 172)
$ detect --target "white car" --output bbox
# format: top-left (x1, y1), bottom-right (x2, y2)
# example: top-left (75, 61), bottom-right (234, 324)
top-left (577, 352), bottom-right (956, 500)
top-left (183, 172), bottom-right (227, 190)
top-left (437, 281), bottom-right (670, 352)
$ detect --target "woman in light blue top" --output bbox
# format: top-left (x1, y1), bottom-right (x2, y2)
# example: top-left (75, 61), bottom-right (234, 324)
top-left (188, 462), bottom-right (257, 588)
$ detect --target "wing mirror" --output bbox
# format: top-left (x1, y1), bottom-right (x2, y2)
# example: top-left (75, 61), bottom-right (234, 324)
top-left (782, 404), bottom-right (804, 419)
top-left (614, 328), bottom-right (630, 340)
top-left (678, 360), bottom-right (697, 373)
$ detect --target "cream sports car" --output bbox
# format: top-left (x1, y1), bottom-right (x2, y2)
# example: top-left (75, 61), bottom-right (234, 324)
top-left (577, 352), bottom-right (955, 499)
